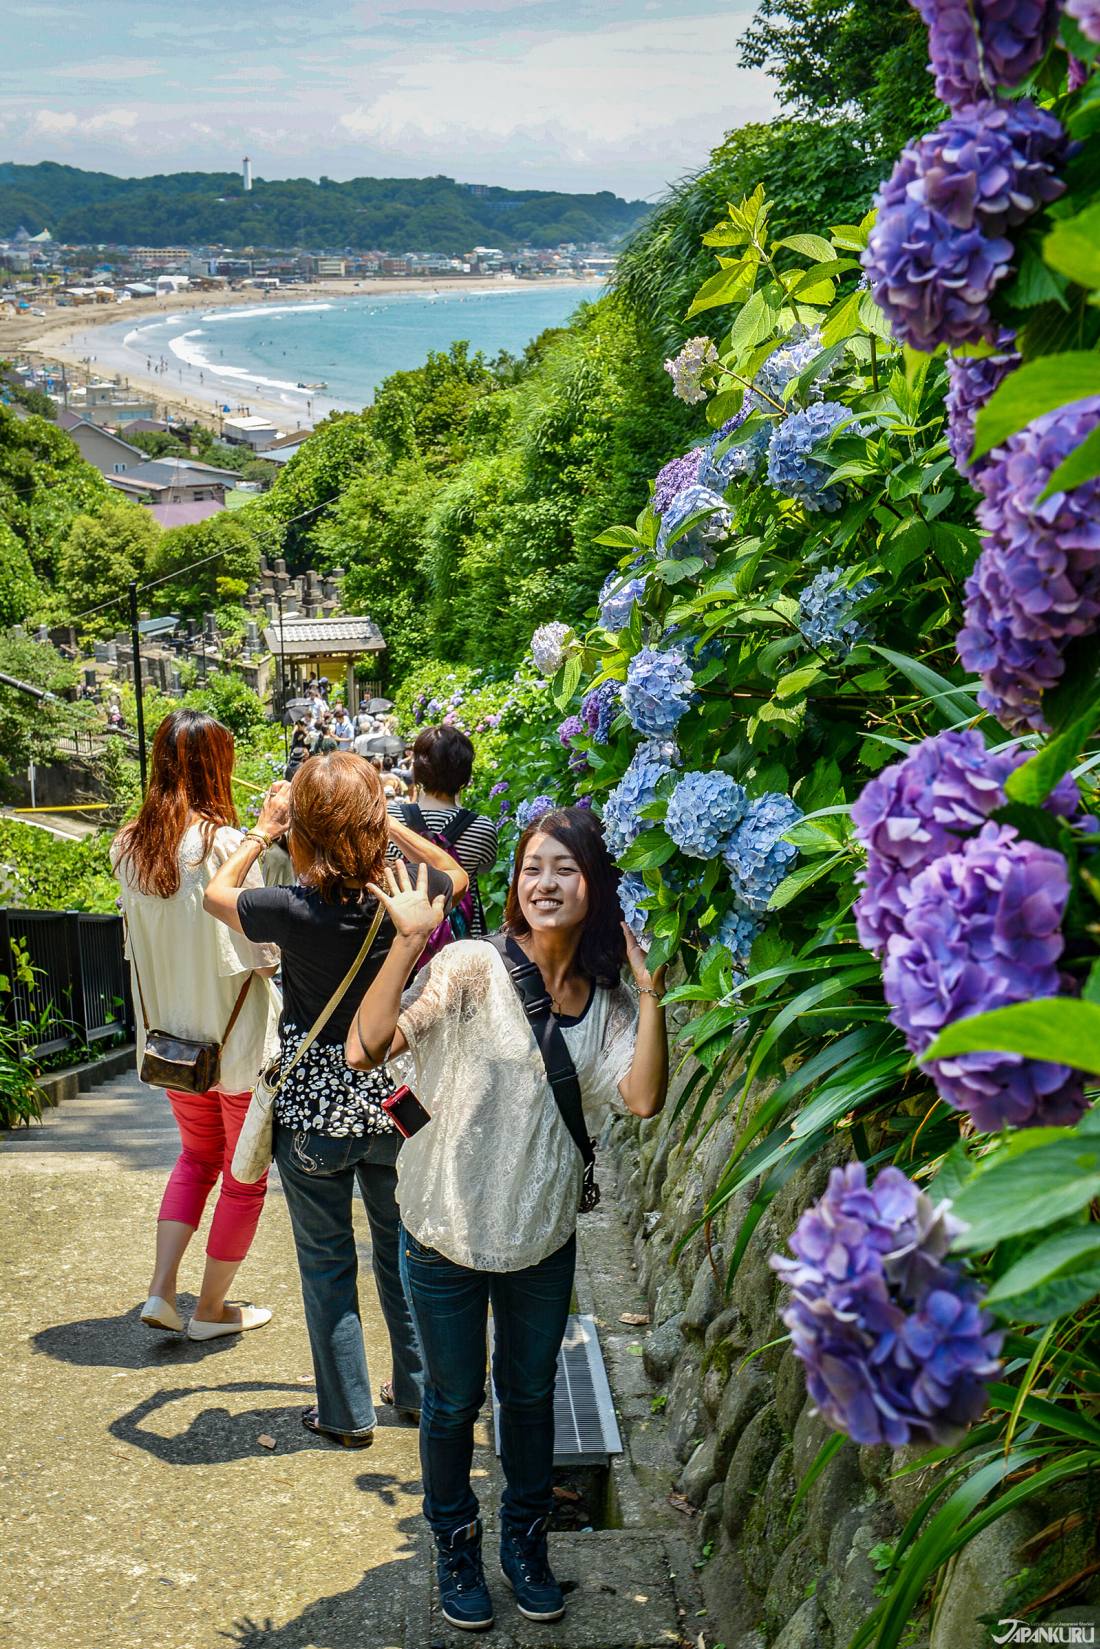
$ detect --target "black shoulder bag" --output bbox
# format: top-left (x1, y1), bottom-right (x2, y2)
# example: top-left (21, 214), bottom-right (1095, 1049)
top-left (487, 933), bottom-right (600, 1213)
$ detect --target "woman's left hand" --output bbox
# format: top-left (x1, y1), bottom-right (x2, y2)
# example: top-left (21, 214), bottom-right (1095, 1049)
top-left (256, 781), bottom-right (292, 841)
top-left (621, 923), bottom-right (667, 997)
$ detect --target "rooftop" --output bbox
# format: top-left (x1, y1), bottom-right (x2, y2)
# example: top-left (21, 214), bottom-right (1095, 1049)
top-left (262, 614), bottom-right (385, 657)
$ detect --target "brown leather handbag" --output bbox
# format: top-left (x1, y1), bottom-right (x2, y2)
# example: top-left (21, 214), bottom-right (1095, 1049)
top-left (131, 945), bottom-right (255, 1094)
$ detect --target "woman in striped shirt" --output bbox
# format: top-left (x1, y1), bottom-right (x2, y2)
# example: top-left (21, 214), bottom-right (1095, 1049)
top-left (386, 725), bottom-right (498, 937)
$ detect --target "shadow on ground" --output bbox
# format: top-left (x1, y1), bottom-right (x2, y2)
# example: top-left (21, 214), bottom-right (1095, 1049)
top-left (32, 1301), bottom-right (259, 1369)
top-left (218, 1529), bottom-right (425, 1648)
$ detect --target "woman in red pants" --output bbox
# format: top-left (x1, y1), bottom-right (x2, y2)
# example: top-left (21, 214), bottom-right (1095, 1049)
top-left (113, 709), bottom-right (283, 1341)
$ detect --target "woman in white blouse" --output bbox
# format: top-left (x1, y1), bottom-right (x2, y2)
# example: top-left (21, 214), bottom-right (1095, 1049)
top-left (113, 709), bottom-right (282, 1342)
top-left (347, 806), bottom-right (668, 1632)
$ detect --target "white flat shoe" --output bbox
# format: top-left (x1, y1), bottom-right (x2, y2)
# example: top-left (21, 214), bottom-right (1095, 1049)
top-left (141, 1295), bottom-right (184, 1333)
top-left (187, 1305), bottom-right (272, 1341)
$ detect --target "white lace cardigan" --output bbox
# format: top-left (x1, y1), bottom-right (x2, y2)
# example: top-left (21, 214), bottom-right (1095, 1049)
top-left (394, 939), bottom-right (639, 1272)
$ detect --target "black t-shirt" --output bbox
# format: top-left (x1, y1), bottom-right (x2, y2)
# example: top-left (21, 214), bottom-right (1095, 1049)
top-left (237, 865), bottom-right (453, 1043)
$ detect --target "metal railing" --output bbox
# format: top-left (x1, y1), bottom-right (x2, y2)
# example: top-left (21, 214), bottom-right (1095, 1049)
top-left (0, 909), bottom-right (134, 1056)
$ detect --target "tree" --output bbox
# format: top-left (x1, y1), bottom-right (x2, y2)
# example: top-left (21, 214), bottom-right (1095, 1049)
top-left (181, 670), bottom-right (268, 743)
top-left (144, 510), bottom-right (264, 621)
top-left (0, 406), bottom-right (109, 594)
top-left (56, 500), bottom-right (161, 636)
top-left (0, 631), bottom-right (90, 784)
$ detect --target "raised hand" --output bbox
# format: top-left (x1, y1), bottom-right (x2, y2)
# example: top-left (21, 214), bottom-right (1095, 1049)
top-left (621, 923), bottom-right (667, 997)
top-left (257, 780), bottom-right (292, 841)
top-left (370, 859), bottom-right (446, 945)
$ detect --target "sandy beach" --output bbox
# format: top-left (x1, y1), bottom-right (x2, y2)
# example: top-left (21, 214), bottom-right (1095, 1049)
top-left (1, 275), bottom-right (590, 430)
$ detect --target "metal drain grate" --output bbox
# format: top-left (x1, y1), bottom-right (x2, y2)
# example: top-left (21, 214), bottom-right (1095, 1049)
top-left (491, 1313), bottom-right (623, 1467)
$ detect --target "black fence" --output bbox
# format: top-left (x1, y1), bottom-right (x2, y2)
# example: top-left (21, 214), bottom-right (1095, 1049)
top-left (0, 909), bottom-right (135, 1056)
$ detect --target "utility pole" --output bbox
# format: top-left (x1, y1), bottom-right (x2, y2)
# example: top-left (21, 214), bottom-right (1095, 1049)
top-left (277, 589), bottom-right (289, 760)
top-left (128, 581), bottom-right (147, 795)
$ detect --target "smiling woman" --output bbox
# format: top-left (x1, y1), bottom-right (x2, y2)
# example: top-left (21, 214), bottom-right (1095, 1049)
top-left (343, 804), bottom-right (668, 1629)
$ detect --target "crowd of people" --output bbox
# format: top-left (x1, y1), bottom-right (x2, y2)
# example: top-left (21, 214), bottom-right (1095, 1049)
top-left (112, 704), bottom-right (669, 1633)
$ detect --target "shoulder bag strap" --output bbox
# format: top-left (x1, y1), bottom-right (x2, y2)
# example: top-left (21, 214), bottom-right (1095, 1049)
top-left (123, 916), bottom-right (151, 1034)
top-left (401, 802), bottom-right (428, 837)
top-left (219, 971), bottom-right (254, 1050)
top-left (269, 902), bottom-right (386, 1099)
top-left (487, 934), bottom-right (593, 1170)
top-left (439, 808), bottom-right (477, 848)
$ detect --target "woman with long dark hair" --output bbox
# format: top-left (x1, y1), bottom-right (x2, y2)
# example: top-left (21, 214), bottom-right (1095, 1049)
top-left (346, 806), bottom-right (668, 1631)
top-left (113, 709), bottom-right (284, 1340)
top-left (203, 753), bottom-right (469, 1448)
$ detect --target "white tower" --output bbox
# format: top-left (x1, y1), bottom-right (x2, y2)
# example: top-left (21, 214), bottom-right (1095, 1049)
top-left (243, 157), bottom-right (252, 192)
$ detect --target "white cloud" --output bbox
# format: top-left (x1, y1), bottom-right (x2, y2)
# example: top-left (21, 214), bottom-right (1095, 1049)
top-left (86, 107), bottom-right (138, 131)
top-left (33, 109), bottom-right (78, 134)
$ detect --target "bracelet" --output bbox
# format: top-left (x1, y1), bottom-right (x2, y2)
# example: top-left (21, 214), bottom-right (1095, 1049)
top-left (639, 986), bottom-right (665, 1002)
top-left (243, 829), bottom-right (271, 851)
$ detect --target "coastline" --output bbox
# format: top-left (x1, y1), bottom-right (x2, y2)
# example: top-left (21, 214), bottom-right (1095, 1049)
top-left (2, 275), bottom-right (593, 430)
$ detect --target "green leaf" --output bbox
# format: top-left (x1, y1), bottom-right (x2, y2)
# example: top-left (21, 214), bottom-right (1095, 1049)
top-left (686, 266), bottom-right (754, 318)
top-left (985, 1226), bottom-right (1100, 1322)
top-left (618, 829), bottom-right (678, 872)
top-left (1043, 203), bottom-right (1100, 291)
top-left (949, 1135), bottom-right (1100, 1251)
top-left (553, 652), bottom-right (583, 709)
top-left (923, 998), bottom-right (1100, 1076)
top-left (775, 664), bottom-right (824, 701)
top-left (1037, 422), bottom-right (1100, 502)
top-left (727, 285), bottom-right (782, 357)
top-left (928, 1138), bottom-right (973, 1204)
top-left (789, 1433), bottom-right (845, 1522)
top-left (821, 290), bottom-right (861, 349)
top-left (705, 384), bottom-right (746, 428)
top-left (767, 852), bottom-right (845, 910)
top-left (772, 233), bottom-right (835, 262)
top-left (973, 353), bottom-right (1100, 461)
top-left (593, 525), bottom-right (645, 549)
top-left (871, 646), bottom-right (982, 724)
top-left (1003, 690), bottom-right (1100, 804)
top-left (1061, 14), bottom-right (1100, 65)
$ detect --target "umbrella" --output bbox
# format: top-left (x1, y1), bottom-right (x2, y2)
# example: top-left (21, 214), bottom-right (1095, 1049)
top-left (282, 696), bottom-right (314, 726)
top-left (362, 735), bottom-right (404, 756)
top-left (367, 697), bottom-right (394, 714)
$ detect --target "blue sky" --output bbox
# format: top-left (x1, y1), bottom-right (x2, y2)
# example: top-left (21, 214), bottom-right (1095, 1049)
top-left (3, 0), bottom-right (777, 197)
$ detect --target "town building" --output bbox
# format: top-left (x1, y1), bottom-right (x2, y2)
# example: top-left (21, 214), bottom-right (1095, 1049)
top-left (61, 422), bottom-right (146, 476)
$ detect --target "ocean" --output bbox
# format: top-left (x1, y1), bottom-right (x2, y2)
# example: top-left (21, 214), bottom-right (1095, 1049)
top-left (90, 282), bottom-right (602, 426)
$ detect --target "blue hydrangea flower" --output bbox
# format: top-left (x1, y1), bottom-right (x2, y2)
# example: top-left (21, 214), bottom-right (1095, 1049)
top-left (665, 771), bottom-right (747, 858)
top-left (601, 746), bottom-right (675, 859)
top-left (655, 484), bottom-right (731, 563)
top-left (635, 735), bottom-right (681, 768)
top-left (599, 573), bottom-right (646, 633)
top-left (756, 327), bottom-right (830, 406)
top-left (767, 402), bottom-right (868, 513)
top-left (516, 794), bottom-right (557, 831)
top-left (663, 628), bottom-right (724, 669)
top-left (772, 1161), bottom-right (1003, 1448)
top-left (717, 904), bottom-right (760, 975)
top-left (620, 648), bottom-right (697, 736)
top-left (798, 567), bottom-right (879, 656)
top-left (581, 681), bottom-right (617, 744)
top-left (724, 794), bottom-right (803, 912)
top-left (618, 872), bottom-right (653, 947)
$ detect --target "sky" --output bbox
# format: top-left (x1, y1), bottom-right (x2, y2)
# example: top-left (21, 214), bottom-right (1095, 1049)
top-left (3, 0), bottom-right (778, 199)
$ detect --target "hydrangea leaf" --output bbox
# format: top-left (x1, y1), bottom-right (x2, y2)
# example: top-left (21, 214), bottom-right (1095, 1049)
top-left (593, 525), bottom-right (645, 549)
top-left (775, 665), bottom-right (825, 702)
top-left (767, 851), bottom-right (845, 909)
top-left (972, 353), bottom-right (1100, 460)
top-left (949, 1137), bottom-right (1100, 1251)
top-left (984, 1227), bottom-right (1100, 1322)
top-left (923, 998), bottom-right (1100, 1076)
top-left (1043, 203), bottom-right (1100, 291)
top-left (772, 233), bottom-right (835, 262)
top-left (1036, 422), bottom-right (1100, 502)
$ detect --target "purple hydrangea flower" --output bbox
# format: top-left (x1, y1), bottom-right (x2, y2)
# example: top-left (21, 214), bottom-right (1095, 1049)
top-left (664, 336), bottom-right (718, 404)
top-left (863, 100), bottom-right (1069, 352)
top-left (911, 0), bottom-right (1064, 106)
top-left (575, 795), bottom-right (593, 810)
top-left (772, 1161), bottom-right (1003, 1447)
top-left (486, 712), bottom-right (503, 729)
top-left (945, 331), bottom-right (1020, 479)
top-left (882, 823), bottom-right (1088, 1130)
top-left (767, 403), bottom-right (870, 513)
top-left (852, 729), bottom-right (1087, 955)
top-left (557, 715), bottom-right (585, 747)
top-left (655, 484), bottom-right (731, 563)
top-left (581, 681), bottom-right (617, 744)
top-left (516, 795), bottom-right (557, 831)
top-left (653, 449), bottom-right (704, 516)
top-left (957, 395), bottom-right (1100, 730)
top-left (798, 567), bottom-right (878, 654)
top-left (621, 647), bottom-right (697, 736)
top-left (723, 794), bottom-right (803, 911)
top-left (665, 770), bottom-right (747, 858)
top-left (530, 622), bottom-right (572, 677)
top-left (599, 573), bottom-right (646, 633)
top-left (601, 746), bottom-right (675, 859)
top-left (427, 698), bottom-right (442, 716)
top-left (489, 780), bottom-right (509, 800)
top-left (1066, 0), bottom-right (1100, 40)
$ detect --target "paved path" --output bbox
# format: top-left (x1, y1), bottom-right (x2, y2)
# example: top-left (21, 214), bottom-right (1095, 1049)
top-left (0, 1075), bottom-right (697, 1648)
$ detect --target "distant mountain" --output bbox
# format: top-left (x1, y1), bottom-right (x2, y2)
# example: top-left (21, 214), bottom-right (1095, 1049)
top-left (0, 162), bottom-right (649, 251)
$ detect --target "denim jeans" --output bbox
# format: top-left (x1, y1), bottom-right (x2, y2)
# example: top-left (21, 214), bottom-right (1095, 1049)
top-left (399, 1224), bottom-right (576, 1537)
top-left (274, 1122), bottom-right (423, 1435)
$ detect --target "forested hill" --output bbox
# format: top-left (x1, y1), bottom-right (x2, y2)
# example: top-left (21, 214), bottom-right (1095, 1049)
top-left (0, 162), bottom-right (648, 250)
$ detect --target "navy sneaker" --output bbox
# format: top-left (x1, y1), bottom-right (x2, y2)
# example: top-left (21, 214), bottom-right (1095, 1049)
top-left (436, 1518), bottom-right (494, 1631)
top-left (500, 1517), bottom-right (565, 1622)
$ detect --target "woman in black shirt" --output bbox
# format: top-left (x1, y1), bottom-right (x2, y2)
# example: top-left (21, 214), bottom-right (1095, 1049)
top-left (204, 753), bottom-right (467, 1446)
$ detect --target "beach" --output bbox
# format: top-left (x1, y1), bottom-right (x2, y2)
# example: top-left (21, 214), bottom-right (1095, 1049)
top-left (2, 275), bottom-right (593, 430)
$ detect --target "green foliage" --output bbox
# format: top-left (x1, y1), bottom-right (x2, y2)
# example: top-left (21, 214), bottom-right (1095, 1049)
top-left (0, 160), bottom-right (650, 251)
top-left (0, 819), bottom-right (119, 913)
top-left (144, 510), bottom-right (264, 621)
top-left (180, 670), bottom-right (269, 743)
top-left (0, 631), bottom-right (93, 783)
top-left (57, 499), bottom-right (161, 635)
top-left (0, 405), bottom-right (110, 619)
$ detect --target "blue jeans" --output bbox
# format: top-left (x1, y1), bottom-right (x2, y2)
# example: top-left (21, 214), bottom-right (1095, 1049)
top-left (400, 1225), bottom-right (576, 1537)
top-left (274, 1123), bottom-right (423, 1435)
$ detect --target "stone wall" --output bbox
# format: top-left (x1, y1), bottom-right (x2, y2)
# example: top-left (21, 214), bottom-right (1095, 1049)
top-left (601, 1085), bottom-right (1099, 1649)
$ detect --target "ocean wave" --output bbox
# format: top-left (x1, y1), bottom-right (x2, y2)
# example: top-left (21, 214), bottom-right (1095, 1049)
top-left (164, 329), bottom-right (304, 396)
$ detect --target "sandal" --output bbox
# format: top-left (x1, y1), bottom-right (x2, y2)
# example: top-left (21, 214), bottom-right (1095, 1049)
top-left (380, 1380), bottom-right (421, 1424)
top-left (301, 1406), bottom-right (374, 1449)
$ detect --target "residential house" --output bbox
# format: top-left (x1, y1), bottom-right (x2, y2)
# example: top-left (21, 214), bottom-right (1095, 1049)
top-left (62, 421), bottom-right (147, 476)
